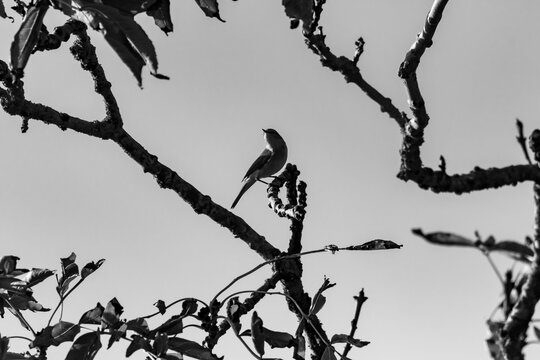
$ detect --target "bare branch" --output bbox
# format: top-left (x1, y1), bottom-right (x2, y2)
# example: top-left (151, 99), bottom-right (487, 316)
top-left (341, 289), bottom-right (368, 359)
top-left (69, 22), bottom-right (122, 127)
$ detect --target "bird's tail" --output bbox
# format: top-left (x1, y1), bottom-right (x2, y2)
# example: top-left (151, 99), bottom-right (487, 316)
top-left (231, 177), bottom-right (256, 209)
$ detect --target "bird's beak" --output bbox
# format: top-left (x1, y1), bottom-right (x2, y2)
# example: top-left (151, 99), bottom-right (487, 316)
top-left (262, 129), bottom-right (267, 133)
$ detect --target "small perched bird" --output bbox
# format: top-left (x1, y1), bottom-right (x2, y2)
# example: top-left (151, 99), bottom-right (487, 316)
top-left (231, 129), bottom-right (288, 209)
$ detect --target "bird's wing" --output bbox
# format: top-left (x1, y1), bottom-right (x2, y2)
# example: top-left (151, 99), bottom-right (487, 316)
top-left (242, 148), bottom-right (272, 181)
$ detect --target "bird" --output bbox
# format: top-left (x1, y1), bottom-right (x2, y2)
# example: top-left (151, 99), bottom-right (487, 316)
top-left (231, 129), bottom-right (288, 209)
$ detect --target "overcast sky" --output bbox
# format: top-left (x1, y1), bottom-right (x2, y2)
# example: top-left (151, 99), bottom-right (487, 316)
top-left (1, 1), bottom-right (540, 359)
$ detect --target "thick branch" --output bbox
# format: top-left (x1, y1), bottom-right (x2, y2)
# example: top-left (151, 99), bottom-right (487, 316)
top-left (207, 273), bottom-right (282, 350)
top-left (502, 132), bottom-right (540, 359)
top-left (69, 23), bottom-right (122, 126)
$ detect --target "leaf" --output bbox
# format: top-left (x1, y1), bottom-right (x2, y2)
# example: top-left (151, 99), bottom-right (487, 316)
top-left (81, 259), bottom-right (105, 279)
top-left (73, 2), bottom-right (166, 85)
top-left (10, 2), bottom-right (48, 71)
top-left (167, 338), bottom-right (219, 360)
top-left (154, 299), bottom-right (167, 314)
top-left (31, 322), bottom-right (80, 348)
top-left (261, 327), bottom-right (294, 348)
top-left (57, 253), bottom-right (79, 296)
top-left (8, 294), bottom-right (49, 312)
top-left (153, 333), bottom-right (168, 356)
top-left (348, 239), bottom-right (402, 251)
top-left (180, 299), bottom-right (198, 317)
top-left (492, 241), bottom-right (534, 262)
top-left (293, 333), bottom-right (305, 360)
top-left (330, 334), bottom-right (369, 348)
top-left (411, 229), bottom-right (476, 247)
top-left (100, 0), bottom-right (157, 14)
top-left (146, 0), bottom-right (173, 34)
top-left (107, 323), bottom-right (127, 349)
top-left (23, 269), bottom-right (55, 287)
top-left (194, 0), bottom-right (224, 22)
top-left (310, 278), bottom-right (335, 316)
top-left (79, 303), bottom-right (104, 325)
top-left (101, 298), bottom-right (123, 330)
top-left (250, 311), bottom-right (265, 356)
top-left (151, 315), bottom-right (183, 336)
top-left (65, 332), bottom-right (101, 360)
top-left (0, 336), bottom-right (8, 358)
top-left (330, 334), bottom-right (348, 344)
top-left (0, 277), bottom-right (27, 292)
top-left (126, 318), bottom-right (149, 336)
top-left (126, 335), bottom-right (151, 357)
top-left (0, 1), bottom-right (8, 19)
top-left (534, 326), bottom-right (540, 341)
top-left (0, 256), bottom-right (19, 274)
top-left (321, 346), bottom-right (337, 360)
top-left (282, 0), bottom-right (312, 31)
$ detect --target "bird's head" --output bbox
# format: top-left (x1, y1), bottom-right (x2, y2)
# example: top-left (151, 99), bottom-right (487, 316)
top-left (262, 128), bottom-right (285, 149)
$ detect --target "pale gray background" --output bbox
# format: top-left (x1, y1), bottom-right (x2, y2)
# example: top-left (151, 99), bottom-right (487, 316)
top-left (1, 0), bottom-right (539, 359)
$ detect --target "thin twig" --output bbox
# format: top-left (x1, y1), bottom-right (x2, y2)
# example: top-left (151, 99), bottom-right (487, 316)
top-left (341, 289), bottom-right (368, 359)
top-left (516, 119), bottom-right (532, 165)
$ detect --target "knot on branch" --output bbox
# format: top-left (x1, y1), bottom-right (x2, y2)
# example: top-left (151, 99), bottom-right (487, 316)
top-left (529, 129), bottom-right (540, 162)
top-left (267, 164), bottom-right (307, 221)
top-left (34, 20), bottom-right (87, 53)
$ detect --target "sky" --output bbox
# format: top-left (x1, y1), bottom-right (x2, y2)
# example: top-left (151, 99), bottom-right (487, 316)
top-left (1, 0), bottom-right (540, 359)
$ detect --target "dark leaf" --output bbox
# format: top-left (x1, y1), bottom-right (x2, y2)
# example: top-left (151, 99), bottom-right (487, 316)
top-left (154, 300), bottom-right (166, 314)
top-left (23, 269), bottom-right (55, 287)
top-left (348, 239), bottom-right (402, 251)
top-left (321, 346), bottom-right (337, 360)
top-left (412, 229), bottom-right (475, 247)
top-left (0, 277), bottom-right (27, 292)
top-left (153, 333), bottom-right (168, 356)
top-left (330, 334), bottom-right (348, 344)
top-left (126, 335), bottom-right (152, 357)
top-left (162, 353), bottom-right (183, 360)
top-left (180, 299), bottom-right (198, 317)
top-left (293, 333), bottom-right (305, 360)
top-left (250, 311), bottom-right (265, 356)
top-left (534, 327), bottom-right (540, 341)
top-left (146, 0), bottom-right (173, 34)
top-left (331, 334), bottom-right (369, 348)
top-left (101, 0), bottom-right (157, 14)
top-left (151, 315), bottom-right (183, 336)
top-left (73, 2), bottom-right (163, 85)
top-left (282, 0), bottom-right (312, 31)
top-left (51, 321), bottom-right (80, 346)
top-left (31, 322), bottom-right (79, 348)
top-left (8, 294), bottom-right (49, 312)
top-left (492, 241), bottom-right (534, 262)
top-left (79, 303), bottom-right (104, 325)
top-left (0, 1), bottom-right (8, 19)
top-left (126, 317), bottom-right (149, 336)
top-left (0, 336), bottom-right (8, 358)
top-left (310, 278), bottom-right (335, 316)
top-left (107, 323), bottom-right (127, 349)
top-left (101, 298), bottom-right (123, 330)
top-left (194, 0), bottom-right (224, 22)
top-left (5, 353), bottom-right (38, 359)
top-left (65, 332), bottom-right (101, 360)
top-left (261, 327), bottom-right (294, 348)
top-left (10, 2), bottom-right (48, 71)
top-left (0, 256), bottom-right (19, 274)
top-left (167, 338), bottom-right (219, 360)
top-left (57, 253), bottom-right (79, 296)
top-left (226, 297), bottom-right (241, 333)
top-left (81, 259), bottom-right (105, 279)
